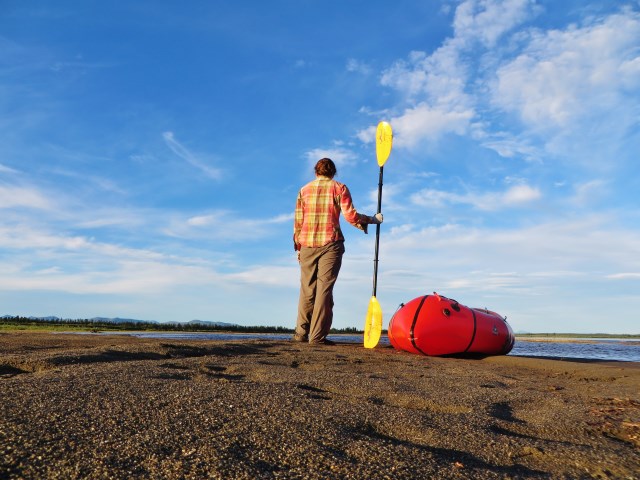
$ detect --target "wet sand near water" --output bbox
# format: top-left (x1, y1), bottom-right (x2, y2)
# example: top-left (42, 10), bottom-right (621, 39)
top-left (1, 331), bottom-right (638, 479)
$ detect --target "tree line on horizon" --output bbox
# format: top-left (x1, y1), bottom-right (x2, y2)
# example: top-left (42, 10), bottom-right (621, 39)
top-left (0, 316), bottom-right (366, 334)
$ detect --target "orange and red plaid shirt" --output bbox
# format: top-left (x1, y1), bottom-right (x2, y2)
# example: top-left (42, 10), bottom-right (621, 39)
top-left (294, 176), bottom-right (367, 249)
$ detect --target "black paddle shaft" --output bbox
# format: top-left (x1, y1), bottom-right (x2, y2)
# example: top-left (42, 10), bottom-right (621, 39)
top-left (372, 165), bottom-right (384, 297)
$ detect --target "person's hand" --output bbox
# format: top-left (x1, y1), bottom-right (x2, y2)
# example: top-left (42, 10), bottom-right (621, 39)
top-left (371, 213), bottom-right (383, 224)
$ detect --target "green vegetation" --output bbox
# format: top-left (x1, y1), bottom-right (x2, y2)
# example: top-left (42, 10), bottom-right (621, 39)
top-left (0, 322), bottom-right (95, 332)
top-left (0, 316), bottom-right (366, 334)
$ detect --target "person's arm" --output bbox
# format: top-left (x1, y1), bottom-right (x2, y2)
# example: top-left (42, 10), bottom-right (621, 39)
top-left (338, 184), bottom-right (382, 232)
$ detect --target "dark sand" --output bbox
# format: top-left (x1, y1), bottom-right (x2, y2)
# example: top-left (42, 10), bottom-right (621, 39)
top-left (1, 332), bottom-right (638, 479)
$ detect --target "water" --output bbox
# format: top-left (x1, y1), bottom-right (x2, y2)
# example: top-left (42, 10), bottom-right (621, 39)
top-left (509, 338), bottom-right (640, 362)
top-left (104, 332), bottom-right (640, 362)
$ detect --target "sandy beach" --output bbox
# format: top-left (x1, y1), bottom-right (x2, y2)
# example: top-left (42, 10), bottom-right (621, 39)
top-left (1, 332), bottom-right (638, 479)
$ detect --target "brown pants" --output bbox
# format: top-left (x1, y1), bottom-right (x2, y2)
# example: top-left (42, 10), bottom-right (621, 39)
top-left (296, 241), bottom-right (345, 343)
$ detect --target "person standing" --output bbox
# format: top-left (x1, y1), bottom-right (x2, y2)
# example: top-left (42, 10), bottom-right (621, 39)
top-left (293, 158), bottom-right (383, 345)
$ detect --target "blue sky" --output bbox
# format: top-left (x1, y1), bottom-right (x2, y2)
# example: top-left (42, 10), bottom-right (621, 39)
top-left (1, 0), bottom-right (639, 333)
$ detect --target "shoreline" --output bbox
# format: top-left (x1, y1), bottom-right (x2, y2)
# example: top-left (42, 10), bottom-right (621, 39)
top-left (46, 330), bottom-right (640, 361)
top-left (1, 332), bottom-right (638, 479)
top-left (18, 328), bottom-right (640, 342)
top-left (515, 336), bottom-right (640, 345)
top-left (3, 324), bottom-right (638, 339)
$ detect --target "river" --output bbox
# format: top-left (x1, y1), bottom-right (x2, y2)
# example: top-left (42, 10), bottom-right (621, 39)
top-left (99, 332), bottom-right (640, 362)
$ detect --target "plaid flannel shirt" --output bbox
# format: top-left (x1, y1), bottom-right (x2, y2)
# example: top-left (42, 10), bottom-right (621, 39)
top-left (293, 176), bottom-right (368, 250)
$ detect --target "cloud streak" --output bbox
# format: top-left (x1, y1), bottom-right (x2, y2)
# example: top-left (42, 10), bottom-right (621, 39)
top-left (0, 163), bottom-right (19, 174)
top-left (163, 131), bottom-right (223, 180)
top-left (410, 183), bottom-right (541, 210)
top-left (167, 210), bottom-right (292, 241)
top-left (0, 184), bottom-right (54, 210)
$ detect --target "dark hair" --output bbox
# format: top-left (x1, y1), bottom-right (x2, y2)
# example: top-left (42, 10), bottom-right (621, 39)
top-left (315, 158), bottom-right (337, 178)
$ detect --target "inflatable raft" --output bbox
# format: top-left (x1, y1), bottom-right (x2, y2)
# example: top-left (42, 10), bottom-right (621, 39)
top-left (388, 292), bottom-right (514, 356)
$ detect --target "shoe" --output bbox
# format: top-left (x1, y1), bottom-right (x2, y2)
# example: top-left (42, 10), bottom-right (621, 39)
top-left (292, 334), bottom-right (308, 342)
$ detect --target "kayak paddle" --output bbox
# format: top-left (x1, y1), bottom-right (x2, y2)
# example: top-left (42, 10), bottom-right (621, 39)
top-left (364, 121), bottom-right (393, 349)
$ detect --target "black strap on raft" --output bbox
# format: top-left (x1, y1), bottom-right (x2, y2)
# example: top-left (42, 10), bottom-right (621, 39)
top-left (462, 309), bottom-right (478, 353)
top-left (409, 295), bottom-right (429, 356)
top-left (388, 303), bottom-right (404, 330)
top-left (387, 303), bottom-right (405, 344)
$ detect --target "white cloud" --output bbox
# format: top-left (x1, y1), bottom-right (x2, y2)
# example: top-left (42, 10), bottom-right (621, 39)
top-left (503, 184), bottom-right (541, 204)
top-left (185, 216), bottom-right (212, 227)
top-left (46, 166), bottom-right (128, 196)
top-left (169, 210), bottom-right (292, 241)
top-left (380, 51), bottom-right (432, 98)
top-left (356, 125), bottom-right (377, 144)
top-left (410, 189), bottom-right (463, 209)
top-left (390, 103), bottom-right (474, 148)
top-left (186, 211), bottom-right (291, 228)
top-left (0, 223), bottom-right (157, 258)
top-left (380, 215), bottom-right (639, 283)
top-left (410, 183), bottom-right (541, 210)
top-left (76, 210), bottom-right (145, 229)
top-left (479, 133), bottom-right (543, 161)
top-left (0, 259), bottom-right (220, 295)
top-left (346, 58), bottom-right (372, 75)
top-left (227, 265), bottom-right (299, 287)
top-left (0, 185), bottom-right (54, 210)
top-left (370, 0), bottom-right (537, 150)
top-left (0, 218), bottom-right (295, 300)
top-left (570, 180), bottom-right (607, 207)
top-left (304, 147), bottom-right (357, 171)
top-left (619, 55), bottom-right (640, 83)
top-left (0, 163), bottom-right (19, 174)
top-left (380, 45), bottom-right (471, 109)
top-left (363, 2), bottom-right (640, 170)
top-left (0, 221), bottom-right (224, 295)
top-left (492, 10), bottom-right (640, 131)
top-left (453, 0), bottom-right (537, 47)
top-left (163, 131), bottom-right (222, 180)
top-left (606, 273), bottom-right (640, 280)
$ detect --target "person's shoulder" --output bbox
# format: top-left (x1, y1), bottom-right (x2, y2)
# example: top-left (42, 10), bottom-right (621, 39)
top-left (331, 179), bottom-right (350, 194)
top-left (328, 178), bottom-right (347, 189)
top-left (300, 178), bottom-right (319, 191)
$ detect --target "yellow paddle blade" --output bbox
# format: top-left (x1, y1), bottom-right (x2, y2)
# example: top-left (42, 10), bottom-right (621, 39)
top-left (375, 121), bottom-right (393, 167)
top-left (364, 296), bottom-right (383, 349)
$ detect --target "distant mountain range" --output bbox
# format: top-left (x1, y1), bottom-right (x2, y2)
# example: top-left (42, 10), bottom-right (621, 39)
top-left (185, 319), bottom-right (239, 328)
top-left (1, 315), bottom-right (238, 328)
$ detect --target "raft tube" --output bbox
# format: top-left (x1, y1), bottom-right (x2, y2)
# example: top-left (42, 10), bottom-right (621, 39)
top-left (388, 292), bottom-right (515, 356)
